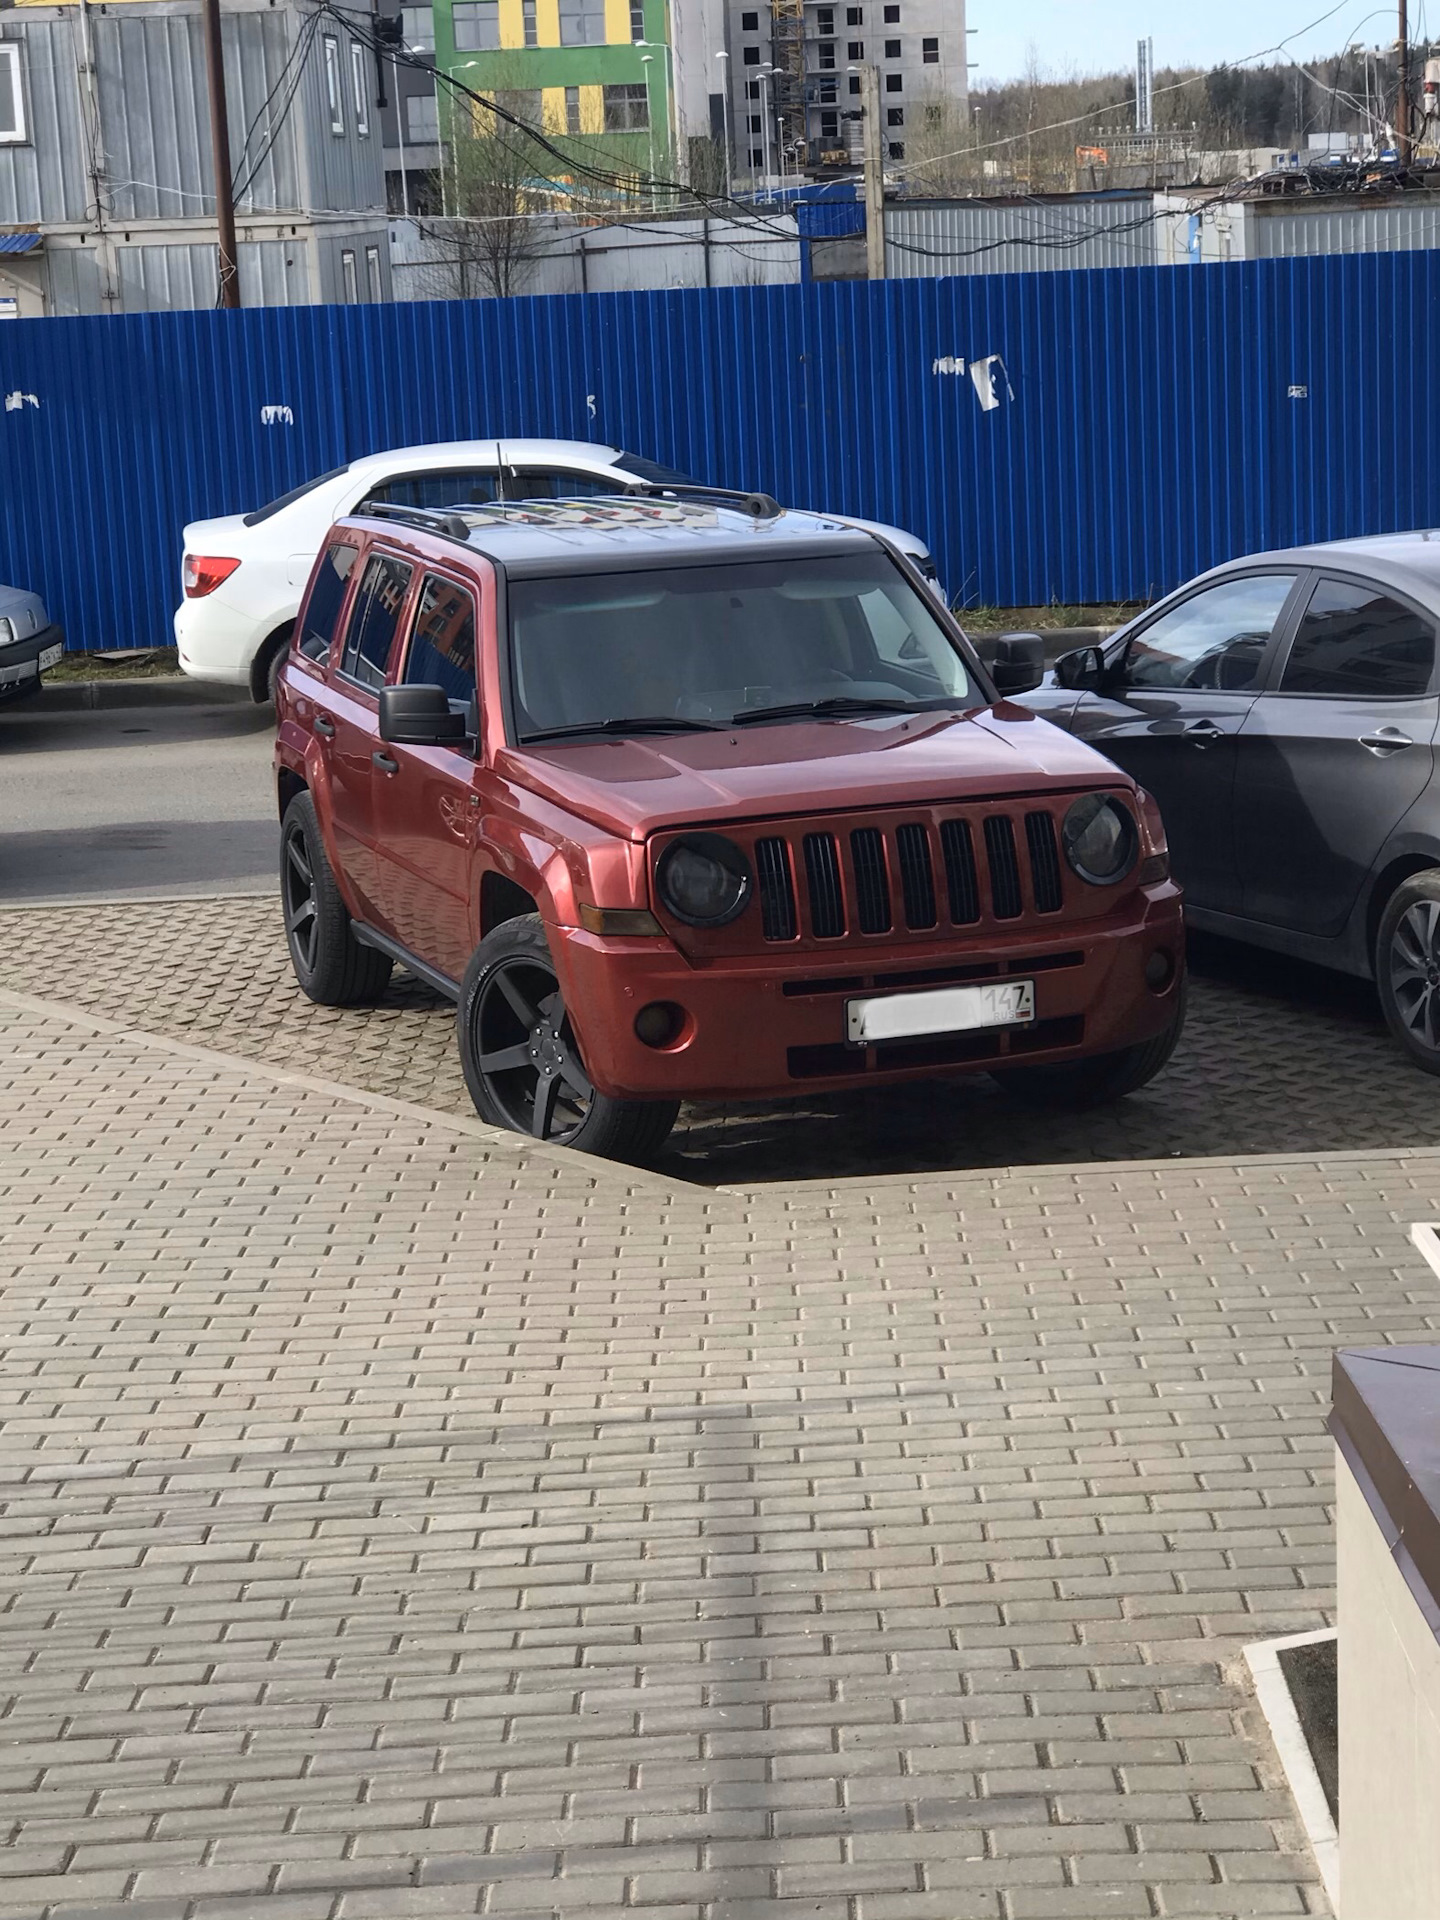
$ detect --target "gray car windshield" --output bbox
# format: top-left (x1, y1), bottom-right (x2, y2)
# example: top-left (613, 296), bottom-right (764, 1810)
top-left (508, 555), bottom-right (974, 742)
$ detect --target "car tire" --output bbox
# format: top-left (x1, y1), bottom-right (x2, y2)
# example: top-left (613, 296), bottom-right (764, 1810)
top-left (1375, 870), bottom-right (1440, 1074)
top-left (457, 914), bottom-right (679, 1163)
top-left (280, 792), bottom-right (393, 1006)
top-left (992, 981), bottom-right (1187, 1109)
top-left (255, 629), bottom-right (291, 704)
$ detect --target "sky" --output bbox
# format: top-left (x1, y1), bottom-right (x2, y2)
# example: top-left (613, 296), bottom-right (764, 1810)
top-left (965, 0), bottom-right (1411, 86)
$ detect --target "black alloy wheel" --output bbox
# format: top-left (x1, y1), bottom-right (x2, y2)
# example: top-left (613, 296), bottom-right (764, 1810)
top-left (474, 953), bottom-right (595, 1143)
top-left (1378, 871), bottom-right (1440, 1074)
top-left (283, 819), bottom-right (320, 976)
top-left (457, 914), bottom-right (679, 1162)
top-left (278, 791), bottom-right (393, 1006)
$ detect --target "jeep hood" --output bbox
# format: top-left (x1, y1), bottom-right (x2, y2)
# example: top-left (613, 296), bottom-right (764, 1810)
top-left (504, 704), bottom-right (1131, 839)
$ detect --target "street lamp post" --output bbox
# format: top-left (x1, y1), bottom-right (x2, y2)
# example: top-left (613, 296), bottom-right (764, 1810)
top-left (757, 64), bottom-right (776, 195)
top-left (715, 48), bottom-right (733, 201)
top-left (640, 51), bottom-right (657, 193)
top-left (394, 36), bottom-right (428, 220)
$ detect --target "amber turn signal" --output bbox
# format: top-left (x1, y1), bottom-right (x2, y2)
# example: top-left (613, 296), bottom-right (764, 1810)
top-left (579, 904), bottom-right (664, 936)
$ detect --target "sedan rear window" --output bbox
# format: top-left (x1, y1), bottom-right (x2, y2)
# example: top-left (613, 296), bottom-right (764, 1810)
top-left (610, 452), bottom-right (697, 486)
top-left (243, 466), bottom-right (350, 527)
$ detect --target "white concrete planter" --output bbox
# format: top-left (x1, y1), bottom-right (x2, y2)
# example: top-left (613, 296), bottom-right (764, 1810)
top-left (1331, 1343), bottom-right (1440, 1920)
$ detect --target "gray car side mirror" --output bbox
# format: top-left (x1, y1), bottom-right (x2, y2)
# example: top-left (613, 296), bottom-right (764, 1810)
top-left (1054, 644), bottom-right (1107, 692)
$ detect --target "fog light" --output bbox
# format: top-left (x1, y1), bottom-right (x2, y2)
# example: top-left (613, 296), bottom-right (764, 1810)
top-left (1145, 949), bottom-right (1175, 991)
top-left (635, 1001), bottom-right (685, 1048)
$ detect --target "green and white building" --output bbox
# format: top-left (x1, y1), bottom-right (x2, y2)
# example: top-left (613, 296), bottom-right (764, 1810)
top-left (428, 0), bottom-right (728, 185)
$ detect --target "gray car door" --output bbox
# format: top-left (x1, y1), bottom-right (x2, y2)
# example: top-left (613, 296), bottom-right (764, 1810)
top-left (1234, 573), bottom-right (1439, 937)
top-left (1062, 571), bottom-right (1302, 914)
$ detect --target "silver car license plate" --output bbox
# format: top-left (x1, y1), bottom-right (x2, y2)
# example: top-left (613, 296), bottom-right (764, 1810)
top-left (846, 979), bottom-right (1036, 1045)
top-left (38, 643), bottom-right (62, 671)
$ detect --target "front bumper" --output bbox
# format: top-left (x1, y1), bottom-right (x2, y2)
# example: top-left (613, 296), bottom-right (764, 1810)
top-left (552, 888), bottom-right (1186, 1102)
top-left (0, 622), bottom-right (64, 701)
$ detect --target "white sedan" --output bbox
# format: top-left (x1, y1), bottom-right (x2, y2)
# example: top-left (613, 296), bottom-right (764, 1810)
top-left (175, 438), bottom-right (945, 699)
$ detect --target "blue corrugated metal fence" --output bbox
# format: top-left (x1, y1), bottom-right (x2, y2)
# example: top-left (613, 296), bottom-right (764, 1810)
top-left (1, 250), bottom-right (1437, 653)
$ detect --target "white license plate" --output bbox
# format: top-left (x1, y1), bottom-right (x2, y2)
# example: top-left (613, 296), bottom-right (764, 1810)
top-left (846, 978), bottom-right (1036, 1044)
top-left (37, 643), bottom-right (62, 671)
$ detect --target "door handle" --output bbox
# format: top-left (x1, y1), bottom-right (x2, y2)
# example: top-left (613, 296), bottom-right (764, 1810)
top-left (1182, 718), bottom-right (1225, 747)
top-left (313, 713), bottom-right (336, 739)
top-left (373, 751), bottom-right (399, 774)
top-left (1360, 727), bottom-right (1414, 755)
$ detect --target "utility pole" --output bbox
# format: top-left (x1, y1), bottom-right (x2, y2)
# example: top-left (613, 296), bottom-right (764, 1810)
top-left (74, 0), bottom-right (119, 309)
top-left (856, 62), bottom-right (884, 279)
top-left (202, 0), bottom-right (242, 307)
top-left (1398, 0), bottom-right (1413, 164)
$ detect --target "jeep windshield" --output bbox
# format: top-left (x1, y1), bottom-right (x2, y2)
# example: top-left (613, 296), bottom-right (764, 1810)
top-left (509, 554), bottom-right (976, 743)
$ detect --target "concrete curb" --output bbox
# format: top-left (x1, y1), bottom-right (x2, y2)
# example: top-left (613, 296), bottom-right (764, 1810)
top-left (1242, 1629), bottom-right (1341, 1911)
top-left (0, 984), bottom-right (692, 1206)
top-left (35, 677), bottom-right (254, 711)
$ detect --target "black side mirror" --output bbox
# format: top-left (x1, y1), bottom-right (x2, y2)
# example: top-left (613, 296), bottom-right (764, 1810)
top-left (990, 632), bottom-right (1046, 697)
top-left (378, 683), bottom-right (468, 746)
top-left (1054, 644), bottom-right (1107, 692)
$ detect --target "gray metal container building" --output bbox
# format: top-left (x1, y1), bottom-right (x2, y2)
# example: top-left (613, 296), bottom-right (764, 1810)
top-left (0, 0), bottom-right (391, 317)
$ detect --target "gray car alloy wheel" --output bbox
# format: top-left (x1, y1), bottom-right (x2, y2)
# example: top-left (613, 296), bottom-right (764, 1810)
top-left (1388, 897), bottom-right (1440, 1053)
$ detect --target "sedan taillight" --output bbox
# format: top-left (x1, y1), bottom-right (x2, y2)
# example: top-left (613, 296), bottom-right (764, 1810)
top-left (183, 554), bottom-right (241, 598)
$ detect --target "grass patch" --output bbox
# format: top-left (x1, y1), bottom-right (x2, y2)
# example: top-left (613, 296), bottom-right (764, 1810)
top-left (48, 648), bottom-right (183, 682)
top-left (957, 602), bottom-right (1144, 633)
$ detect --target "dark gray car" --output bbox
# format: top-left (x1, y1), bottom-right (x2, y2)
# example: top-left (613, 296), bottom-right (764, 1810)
top-left (1017, 530), bottom-right (1440, 1072)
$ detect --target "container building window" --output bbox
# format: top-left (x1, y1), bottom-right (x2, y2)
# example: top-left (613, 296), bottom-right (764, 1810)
top-left (0, 42), bottom-right (26, 144)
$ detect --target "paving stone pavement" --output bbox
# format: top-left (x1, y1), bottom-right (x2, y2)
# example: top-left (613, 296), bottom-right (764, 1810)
top-left (5, 987), bottom-right (1440, 1917)
top-left (0, 898), bottom-right (1435, 1189)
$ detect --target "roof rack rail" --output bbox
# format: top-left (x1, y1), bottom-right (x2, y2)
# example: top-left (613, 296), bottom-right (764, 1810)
top-left (353, 498), bottom-right (473, 543)
top-left (621, 482), bottom-right (785, 521)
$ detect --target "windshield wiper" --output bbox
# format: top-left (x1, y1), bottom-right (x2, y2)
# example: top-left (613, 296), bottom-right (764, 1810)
top-left (520, 715), bottom-right (727, 743)
top-left (730, 696), bottom-right (920, 726)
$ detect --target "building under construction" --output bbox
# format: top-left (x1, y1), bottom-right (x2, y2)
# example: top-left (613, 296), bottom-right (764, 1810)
top-left (719, 0), bottom-right (969, 182)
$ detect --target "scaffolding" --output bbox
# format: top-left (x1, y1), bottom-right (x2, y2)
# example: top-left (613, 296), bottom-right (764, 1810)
top-left (770, 0), bottom-right (808, 169)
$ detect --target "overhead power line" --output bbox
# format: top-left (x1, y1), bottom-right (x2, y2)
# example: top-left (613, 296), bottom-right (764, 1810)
top-left (893, 0), bottom-right (1372, 183)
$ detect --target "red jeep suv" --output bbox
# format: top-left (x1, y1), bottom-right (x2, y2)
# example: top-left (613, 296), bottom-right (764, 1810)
top-left (275, 492), bottom-right (1185, 1162)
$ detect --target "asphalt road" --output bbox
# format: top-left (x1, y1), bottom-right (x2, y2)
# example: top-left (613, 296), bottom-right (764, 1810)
top-left (0, 694), bottom-right (277, 903)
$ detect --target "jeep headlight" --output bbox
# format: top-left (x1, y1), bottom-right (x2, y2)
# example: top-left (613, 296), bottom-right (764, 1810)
top-left (0, 619), bottom-right (13, 648)
top-left (656, 834), bottom-right (752, 926)
top-left (1062, 794), bottom-right (1138, 887)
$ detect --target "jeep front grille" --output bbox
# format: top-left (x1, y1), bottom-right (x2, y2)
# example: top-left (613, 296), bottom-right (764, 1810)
top-left (755, 836), bottom-right (797, 941)
top-left (754, 807), bottom-right (1067, 944)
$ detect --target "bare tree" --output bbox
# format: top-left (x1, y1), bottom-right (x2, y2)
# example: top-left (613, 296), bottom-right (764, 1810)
top-left (903, 90), bottom-right (984, 197)
top-left (440, 73), bottom-right (558, 298)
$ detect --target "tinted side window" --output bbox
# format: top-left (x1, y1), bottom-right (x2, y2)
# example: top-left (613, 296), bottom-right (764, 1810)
top-left (366, 468), bottom-right (501, 510)
top-left (1125, 574), bottom-right (1296, 692)
top-left (404, 575), bottom-right (478, 706)
top-left (298, 542), bottom-right (358, 662)
top-left (341, 554), bottom-right (413, 689)
top-left (510, 468), bottom-right (628, 501)
top-left (1280, 577), bottom-right (1435, 699)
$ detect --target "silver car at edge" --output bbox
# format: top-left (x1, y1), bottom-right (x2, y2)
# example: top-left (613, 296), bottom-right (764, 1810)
top-left (0, 582), bottom-right (64, 705)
